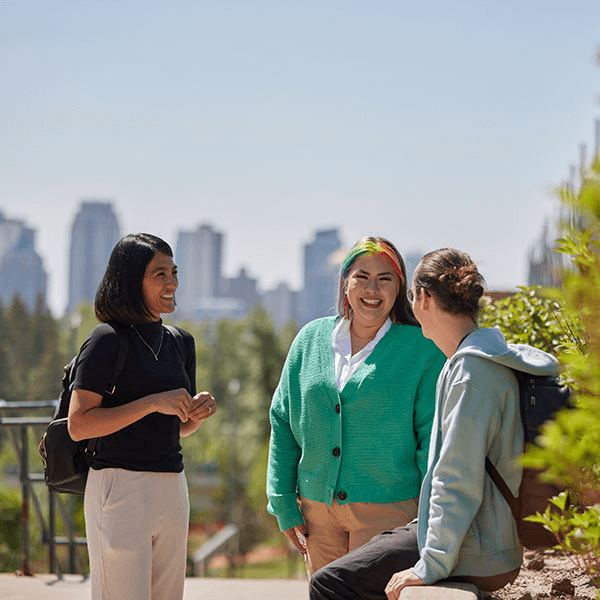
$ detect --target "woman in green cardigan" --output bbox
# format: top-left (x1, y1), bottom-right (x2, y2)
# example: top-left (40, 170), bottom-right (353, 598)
top-left (266, 237), bottom-right (445, 577)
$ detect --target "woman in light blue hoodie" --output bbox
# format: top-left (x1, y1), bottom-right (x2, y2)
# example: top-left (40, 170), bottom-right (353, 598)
top-left (309, 248), bottom-right (560, 600)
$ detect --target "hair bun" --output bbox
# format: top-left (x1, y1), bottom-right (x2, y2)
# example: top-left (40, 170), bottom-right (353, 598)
top-left (413, 248), bottom-right (485, 318)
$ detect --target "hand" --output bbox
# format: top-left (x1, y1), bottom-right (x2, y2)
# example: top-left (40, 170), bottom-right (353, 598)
top-left (283, 523), bottom-right (309, 555)
top-left (153, 388), bottom-right (193, 422)
top-left (385, 569), bottom-right (424, 600)
top-left (188, 391), bottom-right (216, 422)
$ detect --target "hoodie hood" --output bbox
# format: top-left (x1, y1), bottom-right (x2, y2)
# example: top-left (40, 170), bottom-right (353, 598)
top-left (452, 327), bottom-right (560, 377)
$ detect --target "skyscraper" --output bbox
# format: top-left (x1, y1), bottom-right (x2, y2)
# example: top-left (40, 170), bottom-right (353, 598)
top-left (223, 267), bottom-right (260, 312)
top-left (262, 281), bottom-right (299, 329)
top-left (300, 229), bottom-right (343, 325)
top-left (175, 223), bottom-right (224, 318)
top-left (67, 201), bottom-right (120, 313)
top-left (0, 211), bottom-right (47, 310)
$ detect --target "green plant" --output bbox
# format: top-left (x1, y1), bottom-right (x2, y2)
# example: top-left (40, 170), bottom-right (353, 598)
top-left (526, 492), bottom-right (600, 587)
top-left (0, 487), bottom-right (21, 572)
top-left (479, 286), bottom-right (583, 356)
top-left (521, 155), bottom-right (600, 595)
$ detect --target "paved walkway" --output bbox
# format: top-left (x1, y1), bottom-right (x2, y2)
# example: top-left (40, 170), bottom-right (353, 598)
top-left (0, 574), bottom-right (309, 600)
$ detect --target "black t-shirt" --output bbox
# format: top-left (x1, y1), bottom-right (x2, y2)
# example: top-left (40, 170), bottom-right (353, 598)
top-left (73, 320), bottom-right (196, 472)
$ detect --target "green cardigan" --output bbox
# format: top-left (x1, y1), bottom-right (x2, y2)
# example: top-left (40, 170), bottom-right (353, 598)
top-left (266, 316), bottom-right (446, 532)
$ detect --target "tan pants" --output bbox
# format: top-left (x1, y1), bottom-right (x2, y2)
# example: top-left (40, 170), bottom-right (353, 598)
top-left (84, 468), bottom-right (190, 600)
top-left (299, 496), bottom-right (419, 577)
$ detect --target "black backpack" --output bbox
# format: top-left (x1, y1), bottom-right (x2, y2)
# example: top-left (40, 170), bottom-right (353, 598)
top-left (38, 324), bottom-right (186, 495)
top-left (38, 325), bottom-right (129, 494)
top-left (485, 371), bottom-right (572, 550)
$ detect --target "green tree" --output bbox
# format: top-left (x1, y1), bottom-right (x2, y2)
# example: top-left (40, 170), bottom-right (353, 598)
top-left (0, 303), bottom-right (11, 401)
top-left (0, 295), bottom-right (66, 403)
top-left (28, 295), bottom-right (65, 401)
top-left (3, 295), bottom-right (33, 401)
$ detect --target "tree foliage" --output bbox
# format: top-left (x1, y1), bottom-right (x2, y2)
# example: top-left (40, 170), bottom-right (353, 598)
top-left (0, 295), bottom-right (65, 403)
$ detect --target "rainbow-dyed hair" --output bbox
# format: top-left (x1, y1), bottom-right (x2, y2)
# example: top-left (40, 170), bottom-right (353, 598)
top-left (336, 236), bottom-right (418, 326)
top-left (340, 239), bottom-right (405, 281)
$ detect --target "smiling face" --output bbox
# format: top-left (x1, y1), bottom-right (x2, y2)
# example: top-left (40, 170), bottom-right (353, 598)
top-left (345, 253), bottom-right (400, 330)
top-left (142, 252), bottom-right (178, 321)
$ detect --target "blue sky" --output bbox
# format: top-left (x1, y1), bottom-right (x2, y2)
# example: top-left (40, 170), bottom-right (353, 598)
top-left (1, 0), bottom-right (599, 316)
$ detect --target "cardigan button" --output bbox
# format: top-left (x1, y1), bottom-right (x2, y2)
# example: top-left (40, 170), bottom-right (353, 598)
top-left (332, 447), bottom-right (341, 457)
top-left (335, 404), bottom-right (341, 414)
top-left (337, 491), bottom-right (347, 501)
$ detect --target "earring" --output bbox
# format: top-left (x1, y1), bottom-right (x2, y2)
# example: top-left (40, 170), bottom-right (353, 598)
top-left (343, 296), bottom-right (351, 320)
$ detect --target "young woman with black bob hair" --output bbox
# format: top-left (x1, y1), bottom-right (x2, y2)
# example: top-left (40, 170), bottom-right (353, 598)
top-left (68, 233), bottom-right (216, 600)
top-left (310, 248), bottom-right (560, 600)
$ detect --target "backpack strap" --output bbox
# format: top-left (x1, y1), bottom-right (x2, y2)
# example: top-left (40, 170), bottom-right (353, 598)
top-left (86, 326), bottom-right (130, 456)
top-left (105, 331), bottom-right (130, 395)
top-left (485, 457), bottom-right (519, 522)
top-left (165, 325), bottom-right (187, 363)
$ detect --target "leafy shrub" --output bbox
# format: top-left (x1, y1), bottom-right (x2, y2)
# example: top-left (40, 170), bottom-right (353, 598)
top-left (522, 157), bottom-right (600, 593)
top-left (479, 286), bottom-right (582, 356)
top-left (0, 487), bottom-right (21, 572)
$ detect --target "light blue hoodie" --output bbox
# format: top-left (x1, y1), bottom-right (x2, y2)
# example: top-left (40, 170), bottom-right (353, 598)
top-left (411, 327), bottom-right (559, 584)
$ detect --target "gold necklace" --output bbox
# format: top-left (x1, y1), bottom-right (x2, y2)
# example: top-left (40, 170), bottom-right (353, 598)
top-left (130, 325), bottom-right (164, 361)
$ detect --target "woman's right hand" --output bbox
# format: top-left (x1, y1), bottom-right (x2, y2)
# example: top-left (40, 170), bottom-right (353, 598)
top-left (283, 524), bottom-right (309, 554)
top-left (69, 387), bottom-right (194, 440)
top-left (151, 388), bottom-right (193, 422)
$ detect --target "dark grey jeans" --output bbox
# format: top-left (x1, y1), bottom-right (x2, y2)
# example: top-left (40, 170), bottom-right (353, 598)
top-left (309, 523), bottom-right (420, 600)
top-left (308, 522), bottom-right (520, 600)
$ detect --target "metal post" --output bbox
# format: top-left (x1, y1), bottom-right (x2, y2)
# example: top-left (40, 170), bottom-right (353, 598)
top-left (19, 425), bottom-right (33, 575)
top-left (68, 495), bottom-right (76, 573)
top-left (226, 379), bottom-right (240, 578)
top-left (49, 491), bottom-right (57, 575)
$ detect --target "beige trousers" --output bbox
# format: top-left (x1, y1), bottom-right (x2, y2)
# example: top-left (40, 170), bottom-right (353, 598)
top-left (299, 496), bottom-right (419, 577)
top-left (84, 468), bottom-right (190, 600)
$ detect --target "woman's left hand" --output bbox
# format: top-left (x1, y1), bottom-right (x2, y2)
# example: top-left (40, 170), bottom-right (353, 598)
top-left (384, 569), bottom-right (424, 600)
top-left (188, 391), bottom-right (216, 422)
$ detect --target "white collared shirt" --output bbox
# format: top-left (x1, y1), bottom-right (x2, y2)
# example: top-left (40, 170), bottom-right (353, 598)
top-left (331, 317), bottom-right (392, 392)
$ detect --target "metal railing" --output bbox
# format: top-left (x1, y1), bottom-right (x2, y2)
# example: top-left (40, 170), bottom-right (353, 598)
top-left (1, 400), bottom-right (248, 580)
top-left (0, 399), bottom-right (86, 577)
top-left (191, 523), bottom-right (240, 577)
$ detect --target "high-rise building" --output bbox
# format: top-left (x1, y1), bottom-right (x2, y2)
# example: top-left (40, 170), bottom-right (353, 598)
top-left (300, 229), bottom-right (343, 325)
top-left (223, 267), bottom-right (260, 312)
top-left (527, 219), bottom-right (568, 287)
top-left (175, 224), bottom-right (224, 318)
top-left (67, 201), bottom-right (120, 313)
top-left (262, 282), bottom-right (300, 329)
top-left (0, 211), bottom-right (47, 310)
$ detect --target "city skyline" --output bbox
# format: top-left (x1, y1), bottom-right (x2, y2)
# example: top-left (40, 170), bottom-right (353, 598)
top-left (0, 187), bottom-right (580, 318)
top-left (2, 1), bottom-right (599, 316)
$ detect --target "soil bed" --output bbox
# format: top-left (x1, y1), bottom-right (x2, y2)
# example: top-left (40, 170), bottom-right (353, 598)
top-left (484, 550), bottom-right (597, 600)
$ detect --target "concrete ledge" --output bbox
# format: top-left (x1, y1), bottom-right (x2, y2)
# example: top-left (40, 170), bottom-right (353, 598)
top-left (399, 582), bottom-right (479, 599)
